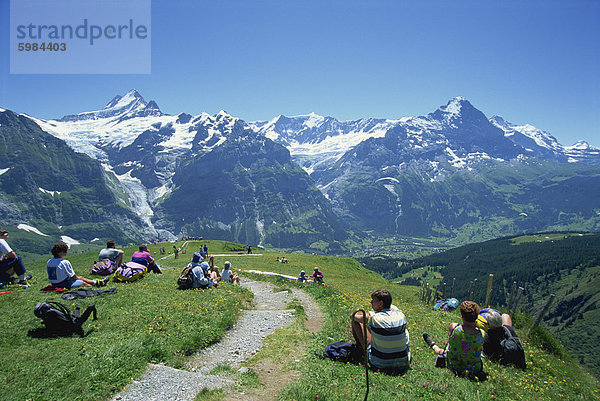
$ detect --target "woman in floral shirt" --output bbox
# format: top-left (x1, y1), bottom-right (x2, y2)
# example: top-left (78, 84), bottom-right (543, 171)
top-left (423, 301), bottom-right (484, 376)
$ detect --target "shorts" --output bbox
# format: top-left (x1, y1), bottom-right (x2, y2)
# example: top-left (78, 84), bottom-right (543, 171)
top-left (51, 277), bottom-right (83, 289)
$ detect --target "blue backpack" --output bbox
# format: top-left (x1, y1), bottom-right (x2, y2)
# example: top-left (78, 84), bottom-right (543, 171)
top-left (325, 341), bottom-right (361, 363)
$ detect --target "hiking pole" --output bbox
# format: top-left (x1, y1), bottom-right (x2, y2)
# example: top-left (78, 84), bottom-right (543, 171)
top-left (351, 309), bottom-right (369, 401)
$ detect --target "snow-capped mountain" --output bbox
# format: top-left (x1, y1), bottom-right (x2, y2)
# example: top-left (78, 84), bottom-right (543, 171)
top-left (3, 91), bottom-right (599, 252)
top-left (31, 92), bottom-right (252, 228)
top-left (250, 113), bottom-right (399, 174)
top-left (253, 98), bottom-right (600, 178)
top-left (60, 89), bottom-right (163, 122)
top-left (564, 140), bottom-right (600, 164)
top-left (11, 90), bottom-right (346, 250)
top-left (491, 115), bottom-right (600, 165)
top-left (294, 97), bottom-right (600, 238)
top-left (0, 107), bottom-right (148, 246)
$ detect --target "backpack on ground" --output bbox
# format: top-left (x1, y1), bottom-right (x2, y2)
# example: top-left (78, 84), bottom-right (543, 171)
top-left (178, 263), bottom-right (195, 290)
top-left (433, 298), bottom-right (459, 311)
top-left (33, 301), bottom-right (97, 337)
top-left (500, 326), bottom-right (526, 368)
top-left (113, 262), bottom-right (147, 283)
top-left (90, 259), bottom-right (117, 276)
top-left (324, 341), bottom-right (362, 363)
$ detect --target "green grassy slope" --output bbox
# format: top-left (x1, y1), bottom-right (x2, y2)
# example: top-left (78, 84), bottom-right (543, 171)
top-left (0, 241), bottom-right (252, 401)
top-left (0, 240), bottom-right (598, 400)
top-left (398, 232), bottom-right (600, 379)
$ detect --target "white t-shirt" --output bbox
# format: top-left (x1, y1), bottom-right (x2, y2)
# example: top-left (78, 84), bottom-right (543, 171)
top-left (221, 268), bottom-right (232, 282)
top-left (46, 258), bottom-right (75, 284)
top-left (0, 239), bottom-right (12, 256)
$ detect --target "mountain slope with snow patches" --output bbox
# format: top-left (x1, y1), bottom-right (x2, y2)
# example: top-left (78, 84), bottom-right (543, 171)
top-left (3, 91), bottom-right (599, 250)
top-left (10, 91), bottom-right (346, 250)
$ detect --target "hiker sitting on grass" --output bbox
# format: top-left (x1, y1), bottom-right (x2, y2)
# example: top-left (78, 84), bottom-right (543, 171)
top-left (131, 244), bottom-right (162, 274)
top-left (47, 243), bottom-right (109, 289)
top-left (311, 267), bottom-right (324, 284)
top-left (423, 300), bottom-right (484, 377)
top-left (98, 240), bottom-right (124, 266)
top-left (191, 261), bottom-right (218, 289)
top-left (220, 261), bottom-right (240, 284)
top-left (208, 255), bottom-right (222, 281)
top-left (191, 248), bottom-right (205, 267)
top-left (350, 289), bottom-right (411, 373)
top-left (0, 228), bottom-right (30, 285)
top-left (297, 270), bottom-right (308, 283)
top-left (481, 310), bottom-right (526, 368)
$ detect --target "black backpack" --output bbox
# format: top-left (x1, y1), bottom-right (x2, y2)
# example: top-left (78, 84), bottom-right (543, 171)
top-left (34, 301), bottom-right (97, 337)
top-left (177, 264), bottom-right (195, 290)
top-left (500, 326), bottom-right (526, 368)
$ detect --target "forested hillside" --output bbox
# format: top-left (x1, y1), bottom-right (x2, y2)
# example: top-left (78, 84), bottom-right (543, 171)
top-left (399, 232), bottom-right (600, 378)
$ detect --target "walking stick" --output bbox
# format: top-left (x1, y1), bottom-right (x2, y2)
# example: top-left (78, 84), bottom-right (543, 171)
top-left (351, 309), bottom-right (369, 401)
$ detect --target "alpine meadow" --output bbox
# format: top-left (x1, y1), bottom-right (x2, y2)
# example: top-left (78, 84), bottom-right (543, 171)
top-left (1, 90), bottom-right (599, 400)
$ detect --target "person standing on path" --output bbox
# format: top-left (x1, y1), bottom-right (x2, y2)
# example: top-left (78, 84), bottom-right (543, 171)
top-left (173, 245), bottom-right (179, 259)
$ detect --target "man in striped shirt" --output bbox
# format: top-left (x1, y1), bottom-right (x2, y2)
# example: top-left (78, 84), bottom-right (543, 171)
top-left (351, 289), bottom-right (411, 371)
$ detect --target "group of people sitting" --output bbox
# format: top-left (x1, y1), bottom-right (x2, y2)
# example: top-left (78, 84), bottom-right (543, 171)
top-left (350, 290), bottom-right (525, 377)
top-left (297, 267), bottom-right (324, 284)
top-left (46, 240), bottom-right (163, 289)
top-left (190, 252), bottom-right (240, 289)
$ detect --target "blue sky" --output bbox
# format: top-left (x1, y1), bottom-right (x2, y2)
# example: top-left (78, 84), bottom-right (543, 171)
top-left (1, 0), bottom-right (599, 146)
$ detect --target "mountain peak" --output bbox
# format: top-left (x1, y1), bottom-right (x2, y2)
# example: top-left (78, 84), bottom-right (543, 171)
top-left (60, 89), bottom-right (163, 122)
top-left (428, 97), bottom-right (483, 126)
top-left (489, 115), bottom-right (513, 131)
top-left (105, 89), bottom-right (145, 109)
top-left (567, 140), bottom-right (592, 150)
top-left (439, 97), bottom-right (473, 116)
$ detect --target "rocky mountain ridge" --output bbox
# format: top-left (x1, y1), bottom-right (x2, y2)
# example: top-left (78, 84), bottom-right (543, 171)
top-left (2, 91), bottom-right (599, 251)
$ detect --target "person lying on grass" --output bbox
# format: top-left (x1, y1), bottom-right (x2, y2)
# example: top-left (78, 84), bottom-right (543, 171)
top-left (350, 289), bottom-right (411, 373)
top-left (47, 242), bottom-right (109, 289)
top-left (423, 300), bottom-right (484, 377)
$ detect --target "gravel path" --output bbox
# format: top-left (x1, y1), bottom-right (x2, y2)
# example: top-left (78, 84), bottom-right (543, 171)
top-left (111, 278), bottom-right (308, 401)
